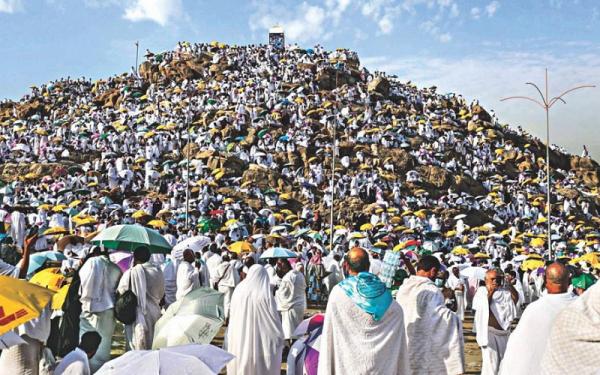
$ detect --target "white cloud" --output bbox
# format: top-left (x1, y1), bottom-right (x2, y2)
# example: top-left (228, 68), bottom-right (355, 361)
top-left (249, 1), bottom-right (333, 43)
top-left (439, 32), bottom-right (452, 43)
top-left (378, 14), bottom-right (394, 33)
top-left (0, 0), bottom-right (23, 13)
top-left (123, 0), bottom-right (183, 26)
top-left (450, 3), bottom-right (459, 17)
top-left (485, 1), bottom-right (500, 17)
top-left (470, 7), bottom-right (481, 19)
top-left (361, 49), bottom-right (600, 159)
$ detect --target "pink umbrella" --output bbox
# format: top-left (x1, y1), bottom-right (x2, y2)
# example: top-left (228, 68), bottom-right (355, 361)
top-left (109, 251), bottom-right (133, 272)
top-left (288, 314), bottom-right (324, 375)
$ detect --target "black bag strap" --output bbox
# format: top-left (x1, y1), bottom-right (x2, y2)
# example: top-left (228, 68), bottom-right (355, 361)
top-left (215, 263), bottom-right (230, 286)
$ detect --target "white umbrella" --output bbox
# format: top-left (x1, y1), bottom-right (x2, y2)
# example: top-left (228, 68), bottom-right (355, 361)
top-left (153, 315), bottom-right (223, 349)
top-left (172, 236), bottom-right (211, 258)
top-left (96, 344), bottom-right (234, 375)
top-left (12, 144), bottom-right (30, 153)
top-left (0, 332), bottom-right (26, 349)
top-left (460, 266), bottom-right (487, 280)
top-left (454, 214), bottom-right (467, 220)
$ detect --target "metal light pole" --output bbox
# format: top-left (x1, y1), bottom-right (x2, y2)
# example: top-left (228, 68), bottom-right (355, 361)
top-left (501, 69), bottom-right (594, 258)
top-left (329, 65), bottom-right (341, 251)
top-left (185, 102), bottom-right (192, 229)
top-left (135, 41), bottom-right (139, 77)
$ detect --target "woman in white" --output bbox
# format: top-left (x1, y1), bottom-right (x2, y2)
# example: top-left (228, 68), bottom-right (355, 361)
top-left (226, 265), bottom-right (284, 375)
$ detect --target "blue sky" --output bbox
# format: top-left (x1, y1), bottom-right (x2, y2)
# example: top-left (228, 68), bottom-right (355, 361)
top-left (1, 0), bottom-right (599, 158)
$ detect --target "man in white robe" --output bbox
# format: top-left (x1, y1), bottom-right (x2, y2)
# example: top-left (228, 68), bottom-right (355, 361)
top-left (447, 265), bottom-right (466, 321)
top-left (176, 249), bottom-right (200, 300)
top-left (215, 253), bottom-right (240, 320)
top-left (117, 246), bottom-right (165, 350)
top-left (396, 255), bottom-right (465, 374)
top-left (275, 258), bottom-right (307, 341)
top-left (500, 263), bottom-right (575, 375)
top-left (54, 331), bottom-right (102, 375)
top-left (78, 247), bottom-right (122, 372)
top-left (226, 265), bottom-right (284, 375)
top-left (9, 209), bottom-right (26, 249)
top-left (318, 247), bottom-right (409, 375)
top-left (473, 269), bottom-right (518, 375)
top-left (540, 280), bottom-right (600, 374)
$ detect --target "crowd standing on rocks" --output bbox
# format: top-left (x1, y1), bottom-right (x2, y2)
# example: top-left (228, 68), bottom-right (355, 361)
top-left (0, 41), bottom-right (599, 375)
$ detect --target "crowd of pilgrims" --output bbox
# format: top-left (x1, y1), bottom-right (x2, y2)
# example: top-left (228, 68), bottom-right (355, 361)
top-left (0, 41), bottom-right (599, 374)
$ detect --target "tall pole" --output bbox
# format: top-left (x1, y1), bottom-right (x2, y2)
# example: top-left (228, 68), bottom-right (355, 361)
top-left (135, 41), bottom-right (139, 77)
top-left (545, 70), bottom-right (551, 257)
top-left (501, 70), bottom-right (594, 259)
top-left (185, 102), bottom-right (191, 229)
top-left (329, 68), bottom-right (338, 252)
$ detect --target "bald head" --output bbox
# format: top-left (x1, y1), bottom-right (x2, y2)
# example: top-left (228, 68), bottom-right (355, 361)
top-left (545, 262), bottom-right (570, 294)
top-left (346, 247), bottom-right (370, 275)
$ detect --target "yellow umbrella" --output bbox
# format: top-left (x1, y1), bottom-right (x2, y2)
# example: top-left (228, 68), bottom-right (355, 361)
top-left (521, 259), bottom-right (545, 271)
top-left (530, 237), bottom-right (545, 248)
top-left (74, 217), bottom-right (98, 227)
top-left (280, 209), bottom-right (293, 216)
top-left (30, 268), bottom-right (65, 292)
top-left (38, 204), bottom-right (53, 211)
top-left (393, 243), bottom-right (405, 252)
top-left (349, 233), bottom-right (366, 239)
top-left (222, 198), bottom-right (234, 204)
top-left (474, 252), bottom-right (490, 259)
top-left (360, 223), bottom-right (373, 231)
top-left (52, 205), bottom-right (67, 212)
top-left (52, 284), bottom-right (70, 310)
top-left (334, 225), bottom-right (346, 230)
top-left (0, 275), bottom-right (55, 335)
top-left (43, 226), bottom-right (68, 235)
top-left (132, 210), bottom-right (149, 219)
top-left (451, 247), bottom-right (469, 256)
top-left (373, 241), bottom-right (388, 248)
top-left (229, 241), bottom-right (254, 254)
top-left (68, 200), bottom-right (82, 208)
top-left (147, 219), bottom-right (168, 229)
top-left (285, 214), bottom-right (298, 221)
top-left (224, 219), bottom-right (239, 228)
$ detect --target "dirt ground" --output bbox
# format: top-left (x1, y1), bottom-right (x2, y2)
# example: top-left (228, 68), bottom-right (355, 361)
top-left (110, 305), bottom-right (482, 374)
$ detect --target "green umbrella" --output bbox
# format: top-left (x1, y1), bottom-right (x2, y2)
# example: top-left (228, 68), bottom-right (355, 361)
top-left (91, 224), bottom-right (172, 253)
top-left (572, 273), bottom-right (596, 290)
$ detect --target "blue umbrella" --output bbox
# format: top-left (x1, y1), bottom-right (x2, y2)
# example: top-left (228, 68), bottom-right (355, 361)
top-left (27, 251), bottom-right (67, 276)
top-left (260, 247), bottom-right (297, 259)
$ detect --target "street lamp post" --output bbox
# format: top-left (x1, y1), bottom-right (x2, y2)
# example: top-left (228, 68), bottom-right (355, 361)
top-left (135, 41), bottom-right (139, 77)
top-left (501, 69), bottom-right (594, 258)
top-left (329, 68), bottom-right (339, 252)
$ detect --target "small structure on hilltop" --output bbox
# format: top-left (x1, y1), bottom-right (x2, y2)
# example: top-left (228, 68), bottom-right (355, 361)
top-left (269, 25), bottom-right (285, 50)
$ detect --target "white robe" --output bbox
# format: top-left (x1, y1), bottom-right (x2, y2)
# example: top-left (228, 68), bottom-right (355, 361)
top-left (275, 270), bottom-right (307, 339)
top-left (500, 292), bottom-right (576, 375)
top-left (175, 261), bottom-right (200, 300)
top-left (473, 287), bottom-right (517, 375)
top-left (226, 265), bottom-right (284, 375)
top-left (395, 276), bottom-right (465, 374)
top-left (118, 262), bottom-right (164, 350)
top-left (318, 286), bottom-right (409, 375)
top-left (540, 283), bottom-right (600, 374)
top-left (54, 348), bottom-right (90, 375)
top-left (10, 211), bottom-right (26, 249)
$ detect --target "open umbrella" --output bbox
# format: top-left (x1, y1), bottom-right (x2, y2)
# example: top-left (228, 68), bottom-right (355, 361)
top-left (27, 251), bottom-right (67, 276)
top-left (109, 251), bottom-right (134, 273)
top-left (260, 247), bottom-right (297, 259)
top-left (229, 241), bottom-right (254, 254)
top-left (172, 236), bottom-right (211, 257)
top-left (96, 344), bottom-right (233, 375)
top-left (91, 224), bottom-right (172, 253)
top-left (460, 266), bottom-right (487, 280)
top-left (288, 314), bottom-right (324, 375)
top-left (153, 288), bottom-right (224, 349)
top-left (0, 275), bottom-right (54, 335)
top-left (30, 267), bottom-right (65, 291)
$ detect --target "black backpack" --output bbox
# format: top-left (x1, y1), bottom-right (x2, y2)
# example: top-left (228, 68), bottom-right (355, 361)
top-left (114, 275), bottom-right (138, 325)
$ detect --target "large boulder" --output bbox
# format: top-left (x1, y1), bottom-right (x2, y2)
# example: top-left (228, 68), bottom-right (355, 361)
top-left (454, 174), bottom-right (487, 196)
top-left (241, 164), bottom-right (281, 190)
top-left (417, 165), bottom-right (452, 189)
top-left (381, 149), bottom-right (414, 172)
top-left (367, 76), bottom-right (390, 97)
